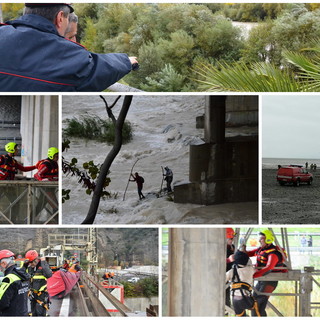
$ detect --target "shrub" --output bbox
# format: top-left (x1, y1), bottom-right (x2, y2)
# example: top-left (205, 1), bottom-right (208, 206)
top-left (63, 115), bottom-right (133, 144)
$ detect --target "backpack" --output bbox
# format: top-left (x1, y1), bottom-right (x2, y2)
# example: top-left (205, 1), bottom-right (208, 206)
top-left (140, 176), bottom-right (144, 183)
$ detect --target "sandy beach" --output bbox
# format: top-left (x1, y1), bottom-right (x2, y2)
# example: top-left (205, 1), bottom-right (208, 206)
top-left (262, 168), bottom-right (320, 224)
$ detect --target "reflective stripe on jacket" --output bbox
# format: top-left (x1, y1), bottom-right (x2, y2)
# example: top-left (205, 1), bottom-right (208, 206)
top-left (28, 261), bottom-right (52, 292)
top-left (0, 266), bottom-right (29, 316)
top-left (0, 274), bottom-right (21, 299)
top-left (256, 244), bottom-right (285, 271)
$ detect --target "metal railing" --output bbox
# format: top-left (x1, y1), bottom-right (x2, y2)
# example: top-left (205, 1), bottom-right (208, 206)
top-left (0, 180), bottom-right (58, 224)
top-left (81, 272), bottom-right (132, 316)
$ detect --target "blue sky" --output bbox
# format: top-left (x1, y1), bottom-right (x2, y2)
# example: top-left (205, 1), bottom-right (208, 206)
top-left (262, 95), bottom-right (320, 159)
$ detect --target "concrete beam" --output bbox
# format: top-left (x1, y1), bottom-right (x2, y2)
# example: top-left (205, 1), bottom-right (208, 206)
top-left (168, 228), bottom-right (225, 316)
top-left (204, 96), bottom-right (226, 144)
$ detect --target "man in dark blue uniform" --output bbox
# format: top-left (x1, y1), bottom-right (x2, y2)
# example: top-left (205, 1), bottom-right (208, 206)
top-left (0, 250), bottom-right (30, 316)
top-left (0, 3), bottom-right (138, 92)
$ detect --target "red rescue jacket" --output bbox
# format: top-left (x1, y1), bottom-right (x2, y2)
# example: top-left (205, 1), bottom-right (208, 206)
top-left (34, 158), bottom-right (58, 181)
top-left (0, 154), bottom-right (36, 180)
top-left (247, 244), bottom-right (287, 278)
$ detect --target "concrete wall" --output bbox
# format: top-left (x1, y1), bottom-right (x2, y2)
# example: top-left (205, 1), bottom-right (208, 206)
top-left (168, 228), bottom-right (225, 316)
top-left (225, 95), bottom-right (258, 127)
top-left (20, 96), bottom-right (58, 176)
top-left (125, 296), bottom-right (158, 313)
top-left (174, 95), bottom-right (258, 205)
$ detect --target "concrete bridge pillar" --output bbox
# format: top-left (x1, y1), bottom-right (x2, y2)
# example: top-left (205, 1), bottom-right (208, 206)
top-left (168, 228), bottom-right (225, 316)
top-left (204, 96), bottom-right (226, 144)
top-left (20, 96), bottom-right (58, 176)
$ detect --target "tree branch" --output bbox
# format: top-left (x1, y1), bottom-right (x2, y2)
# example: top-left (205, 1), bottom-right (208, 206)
top-left (82, 96), bottom-right (133, 224)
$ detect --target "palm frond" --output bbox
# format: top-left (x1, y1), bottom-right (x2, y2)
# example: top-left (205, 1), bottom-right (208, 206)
top-left (193, 61), bottom-right (302, 92)
top-left (284, 50), bottom-right (320, 91)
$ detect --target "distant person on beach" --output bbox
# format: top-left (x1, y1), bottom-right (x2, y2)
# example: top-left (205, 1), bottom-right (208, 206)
top-left (130, 172), bottom-right (145, 200)
top-left (310, 163), bottom-right (317, 171)
top-left (305, 162), bottom-right (308, 169)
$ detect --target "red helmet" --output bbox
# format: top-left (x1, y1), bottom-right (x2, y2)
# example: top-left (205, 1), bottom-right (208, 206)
top-left (226, 228), bottom-right (235, 239)
top-left (25, 250), bottom-right (39, 262)
top-left (0, 250), bottom-right (15, 260)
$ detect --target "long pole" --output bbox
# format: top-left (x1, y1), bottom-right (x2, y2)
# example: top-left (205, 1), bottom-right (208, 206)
top-left (123, 159), bottom-right (139, 201)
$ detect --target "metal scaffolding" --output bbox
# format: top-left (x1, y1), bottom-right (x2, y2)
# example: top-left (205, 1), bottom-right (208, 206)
top-left (0, 180), bottom-right (58, 224)
top-left (232, 228), bottom-right (320, 317)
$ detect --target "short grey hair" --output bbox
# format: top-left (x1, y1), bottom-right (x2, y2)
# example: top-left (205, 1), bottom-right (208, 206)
top-left (68, 12), bottom-right (78, 24)
top-left (24, 5), bottom-right (71, 23)
top-left (65, 12), bottom-right (78, 34)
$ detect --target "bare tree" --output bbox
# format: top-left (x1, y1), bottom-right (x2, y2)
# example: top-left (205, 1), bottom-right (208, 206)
top-left (82, 95), bottom-right (133, 224)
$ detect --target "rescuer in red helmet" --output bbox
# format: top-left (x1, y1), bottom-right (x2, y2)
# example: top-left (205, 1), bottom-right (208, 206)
top-left (0, 250), bottom-right (30, 316)
top-left (24, 249), bottom-right (52, 316)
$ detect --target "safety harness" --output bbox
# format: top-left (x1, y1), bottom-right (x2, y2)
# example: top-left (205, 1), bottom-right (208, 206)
top-left (231, 264), bottom-right (261, 317)
top-left (27, 271), bottom-right (50, 311)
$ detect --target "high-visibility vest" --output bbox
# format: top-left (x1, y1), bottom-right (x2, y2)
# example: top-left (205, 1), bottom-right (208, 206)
top-left (0, 273), bottom-right (21, 299)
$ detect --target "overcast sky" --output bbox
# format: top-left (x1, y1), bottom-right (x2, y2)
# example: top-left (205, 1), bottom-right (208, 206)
top-left (262, 95), bottom-right (320, 159)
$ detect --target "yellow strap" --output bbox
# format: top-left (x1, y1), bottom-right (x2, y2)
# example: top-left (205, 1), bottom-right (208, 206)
top-left (36, 299), bottom-right (49, 310)
top-left (265, 248), bottom-right (276, 253)
top-left (31, 285), bottom-right (47, 293)
top-left (39, 284), bottom-right (47, 292)
top-left (236, 310), bottom-right (245, 317)
top-left (231, 282), bottom-right (252, 291)
top-left (33, 275), bottom-right (47, 280)
top-left (253, 300), bottom-right (261, 317)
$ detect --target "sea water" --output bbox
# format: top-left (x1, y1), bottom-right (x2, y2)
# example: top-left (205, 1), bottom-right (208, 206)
top-left (262, 158), bottom-right (320, 169)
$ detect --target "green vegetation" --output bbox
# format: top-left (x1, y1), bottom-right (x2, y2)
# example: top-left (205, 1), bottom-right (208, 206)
top-left (62, 139), bottom-right (112, 201)
top-left (63, 115), bottom-right (133, 144)
top-left (121, 276), bottom-right (158, 298)
top-left (267, 255), bottom-right (320, 317)
top-left (71, 3), bottom-right (320, 92)
top-left (195, 5), bottom-right (320, 91)
top-left (1, 3), bottom-right (24, 21)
